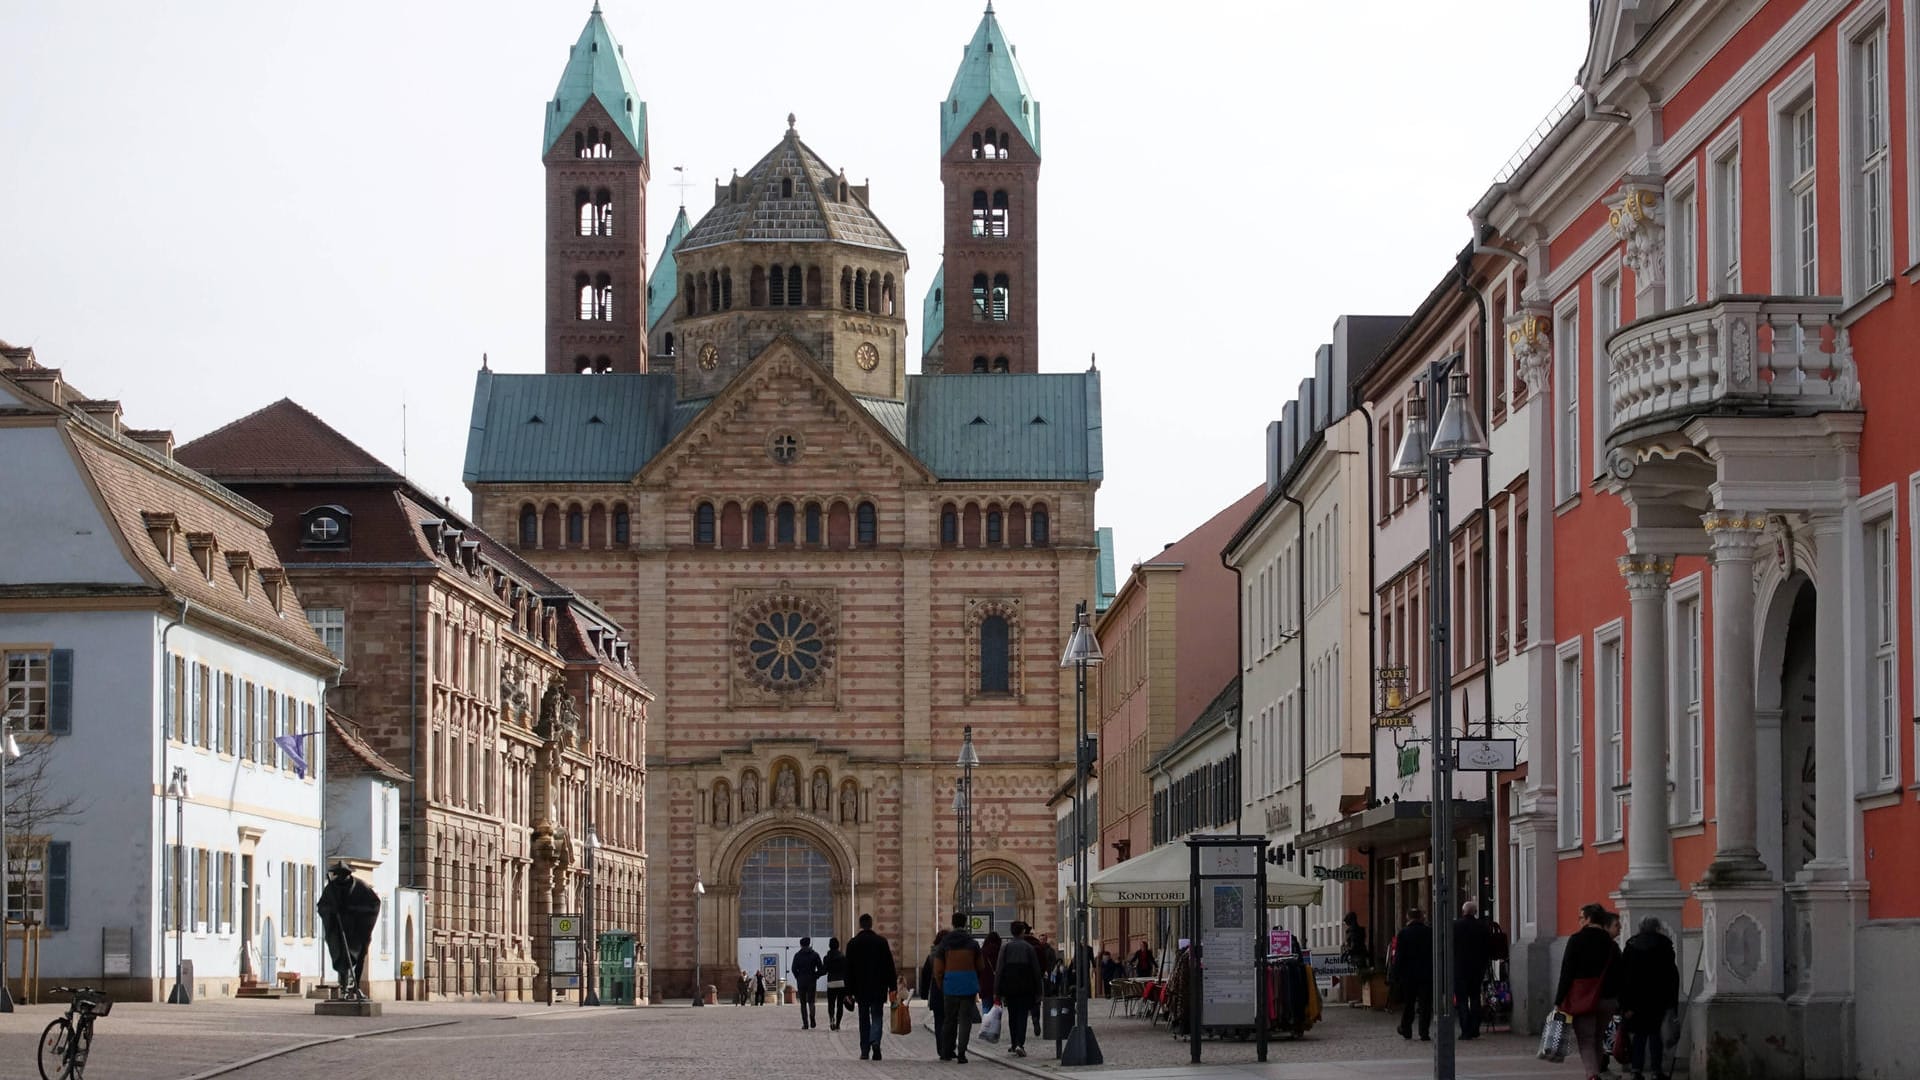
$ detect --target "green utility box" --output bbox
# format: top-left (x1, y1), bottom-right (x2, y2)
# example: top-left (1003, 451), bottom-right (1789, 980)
top-left (597, 931), bottom-right (638, 1005)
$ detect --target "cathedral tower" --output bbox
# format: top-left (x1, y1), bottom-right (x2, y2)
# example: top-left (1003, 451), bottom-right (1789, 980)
top-left (543, 4), bottom-right (649, 374)
top-left (933, 3), bottom-right (1041, 374)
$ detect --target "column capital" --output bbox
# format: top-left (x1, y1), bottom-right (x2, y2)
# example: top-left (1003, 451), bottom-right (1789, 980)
top-left (1617, 554), bottom-right (1675, 598)
top-left (1606, 180), bottom-right (1665, 286)
top-left (1702, 510), bottom-right (1769, 559)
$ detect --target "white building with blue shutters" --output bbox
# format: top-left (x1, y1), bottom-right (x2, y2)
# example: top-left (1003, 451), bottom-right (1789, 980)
top-left (0, 347), bottom-right (340, 1001)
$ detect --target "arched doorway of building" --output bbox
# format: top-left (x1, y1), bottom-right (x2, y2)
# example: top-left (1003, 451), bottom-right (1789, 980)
top-left (954, 860), bottom-right (1034, 935)
top-left (736, 835), bottom-right (836, 990)
top-left (1757, 568), bottom-right (1817, 993)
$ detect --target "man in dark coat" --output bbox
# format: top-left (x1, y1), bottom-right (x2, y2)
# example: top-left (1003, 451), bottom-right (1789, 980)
top-left (791, 936), bottom-right (824, 1029)
top-left (316, 865), bottom-right (381, 1001)
top-left (1453, 901), bottom-right (1493, 1039)
top-left (1390, 908), bottom-right (1434, 1040)
top-left (996, 921), bottom-right (1042, 1057)
top-left (1618, 917), bottom-right (1680, 1080)
top-left (844, 913), bottom-right (897, 1061)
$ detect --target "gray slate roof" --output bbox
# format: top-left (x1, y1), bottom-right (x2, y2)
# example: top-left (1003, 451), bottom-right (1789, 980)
top-left (680, 126), bottom-right (903, 254)
top-left (464, 368), bottom-right (1101, 486)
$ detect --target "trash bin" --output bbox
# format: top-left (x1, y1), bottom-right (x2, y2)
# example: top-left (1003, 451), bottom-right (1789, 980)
top-left (1042, 996), bottom-right (1072, 1040)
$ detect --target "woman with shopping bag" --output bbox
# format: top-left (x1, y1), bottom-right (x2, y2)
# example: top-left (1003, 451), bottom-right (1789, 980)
top-left (1552, 903), bottom-right (1623, 1080)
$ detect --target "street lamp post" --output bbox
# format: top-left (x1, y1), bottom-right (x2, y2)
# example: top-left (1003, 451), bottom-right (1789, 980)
top-left (955, 727), bottom-right (979, 919)
top-left (582, 827), bottom-right (601, 1006)
top-left (166, 766), bottom-right (192, 1005)
top-left (0, 724), bottom-right (21, 1013)
top-left (691, 877), bottom-right (707, 1006)
top-left (1387, 355), bottom-right (1490, 1080)
top-left (1058, 603), bottom-right (1103, 1066)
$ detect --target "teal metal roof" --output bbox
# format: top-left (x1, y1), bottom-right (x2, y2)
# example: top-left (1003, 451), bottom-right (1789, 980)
top-left (922, 262), bottom-right (946, 359)
top-left (543, 4), bottom-right (647, 156)
top-left (905, 371), bottom-right (1101, 481)
top-left (1095, 527), bottom-right (1117, 613)
top-left (647, 206), bottom-right (691, 331)
top-left (465, 369), bottom-right (1102, 485)
top-left (463, 370), bottom-right (679, 483)
top-left (941, 4), bottom-right (1041, 156)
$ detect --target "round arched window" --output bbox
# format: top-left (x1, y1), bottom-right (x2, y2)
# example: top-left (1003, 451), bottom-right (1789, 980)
top-left (747, 611), bottom-right (826, 685)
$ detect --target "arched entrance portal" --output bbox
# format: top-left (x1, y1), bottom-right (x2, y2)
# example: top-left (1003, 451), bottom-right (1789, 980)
top-left (736, 836), bottom-right (835, 990)
top-left (1758, 569), bottom-right (1818, 992)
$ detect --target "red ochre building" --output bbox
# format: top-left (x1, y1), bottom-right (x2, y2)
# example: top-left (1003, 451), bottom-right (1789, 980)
top-left (462, 5), bottom-right (1105, 996)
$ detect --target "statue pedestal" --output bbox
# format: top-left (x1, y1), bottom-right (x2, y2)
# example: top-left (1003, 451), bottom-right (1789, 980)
top-left (315, 1000), bottom-right (383, 1017)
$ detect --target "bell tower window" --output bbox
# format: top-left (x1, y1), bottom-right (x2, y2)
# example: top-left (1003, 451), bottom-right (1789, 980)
top-left (577, 273), bottom-right (594, 320)
top-left (992, 356), bottom-right (1009, 372)
top-left (991, 274), bottom-right (1010, 321)
top-left (751, 265), bottom-right (767, 306)
top-left (595, 273), bottom-right (614, 320)
top-left (973, 356), bottom-right (989, 373)
top-left (580, 126), bottom-right (611, 159)
top-left (770, 266), bottom-right (786, 307)
top-left (991, 191), bottom-right (1009, 237)
top-left (787, 264), bottom-right (802, 306)
top-left (854, 270), bottom-right (868, 312)
top-left (972, 190), bottom-right (989, 237)
top-left (971, 273), bottom-right (989, 320)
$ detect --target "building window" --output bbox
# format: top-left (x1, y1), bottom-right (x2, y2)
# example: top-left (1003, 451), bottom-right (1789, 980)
top-left (804, 502), bottom-right (822, 546)
top-left (971, 190), bottom-right (989, 237)
top-left (1677, 593), bottom-right (1705, 821)
top-left (1668, 186), bottom-right (1698, 306)
top-left (1557, 644), bottom-right (1583, 848)
top-left (750, 504), bottom-right (768, 546)
top-left (1870, 515), bottom-right (1898, 786)
top-left (856, 502), bottom-right (877, 547)
top-left (985, 510), bottom-right (1003, 545)
top-left (6, 841), bottom-right (69, 930)
top-left (991, 190), bottom-right (1009, 237)
top-left (775, 502), bottom-right (796, 545)
top-left (4, 651), bottom-right (50, 733)
top-left (694, 502), bottom-right (716, 546)
top-left (941, 505), bottom-right (959, 546)
top-left (1553, 302), bottom-right (1580, 504)
top-left (1777, 89), bottom-right (1819, 294)
top-left (308, 608), bottom-right (346, 660)
top-left (1709, 135), bottom-right (1742, 296)
top-left (303, 505), bottom-right (350, 547)
top-left (980, 616), bottom-right (1011, 693)
top-left (1598, 633), bottom-right (1624, 843)
top-left (971, 273), bottom-right (988, 320)
top-left (991, 273), bottom-right (1010, 321)
top-left (519, 505), bottom-right (538, 546)
top-left (1031, 506), bottom-right (1050, 546)
top-left (1847, 20), bottom-right (1892, 293)
top-left (566, 507), bottom-right (584, 546)
top-left (612, 506), bottom-right (630, 545)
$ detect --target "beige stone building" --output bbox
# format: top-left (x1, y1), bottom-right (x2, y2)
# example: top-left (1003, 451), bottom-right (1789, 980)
top-left (463, 5), bottom-right (1103, 995)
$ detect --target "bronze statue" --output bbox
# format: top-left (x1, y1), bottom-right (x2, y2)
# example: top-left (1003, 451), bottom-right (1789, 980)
top-left (317, 865), bottom-right (382, 1001)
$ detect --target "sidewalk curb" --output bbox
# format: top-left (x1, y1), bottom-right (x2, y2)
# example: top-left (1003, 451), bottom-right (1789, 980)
top-left (176, 1019), bottom-right (462, 1080)
top-left (978, 1046), bottom-right (1059, 1079)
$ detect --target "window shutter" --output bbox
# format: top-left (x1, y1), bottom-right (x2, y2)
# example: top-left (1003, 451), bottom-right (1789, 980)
top-left (48, 649), bottom-right (74, 735)
top-left (48, 841), bottom-right (70, 930)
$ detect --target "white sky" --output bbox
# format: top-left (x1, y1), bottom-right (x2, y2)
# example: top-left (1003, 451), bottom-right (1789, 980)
top-left (0, 1), bottom-right (1589, 570)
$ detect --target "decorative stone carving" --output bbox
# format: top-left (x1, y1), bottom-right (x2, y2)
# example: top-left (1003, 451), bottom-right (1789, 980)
top-left (1833, 327), bottom-right (1863, 409)
top-left (741, 769), bottom-right (761, 815)
top-left (811, 770), bottom-right (830, 814)
top-left (730, 583), bottom-right (840, 705)
top-left (536, 675), bottom-right (579, 744)
top-left (712, 780), bottom-right (732, 827)
top-left (1506, 307), bottom-right (1553, 393)
top-left (1726, 316), bottom-right (1754, 389)
top-left (1723, 913), bottom-right (1762, 981)
top-left (774, 763), bottom-right (798, 808)
top-left (1606, 182), bottom-right (1665, 288)
top-left (1617, 554), bottom-right (1676, 600)
top-left (839, 780), bottom-right (858, 824)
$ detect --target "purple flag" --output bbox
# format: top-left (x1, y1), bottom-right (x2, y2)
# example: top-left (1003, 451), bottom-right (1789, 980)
top-left (276, 733), bottom-right (310, 779)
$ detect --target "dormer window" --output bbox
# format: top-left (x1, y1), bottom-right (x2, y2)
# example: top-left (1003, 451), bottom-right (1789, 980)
top-left (141, 511), bottom-right (180, 566)
top-left (302, 505), bottom-right (351, 548)
top-left (185, 532), bottom-right (218, 582)
top-left (259, 568), bottom-right (288, 613)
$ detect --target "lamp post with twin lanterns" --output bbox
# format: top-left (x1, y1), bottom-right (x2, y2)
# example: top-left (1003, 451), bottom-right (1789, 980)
top-left (582, 826), bottom-right (600, 1006)
top-left (166, 765), bottom-right (192, 1004)
top-left (1386, 353), bottom-right (1490, 1080)
top-left (954, 726), bottom-right (979, 918)
top-left (1058, 602), bottom-right (1103, 1066)
top-left (691, 876), bottom-right (707, 1005)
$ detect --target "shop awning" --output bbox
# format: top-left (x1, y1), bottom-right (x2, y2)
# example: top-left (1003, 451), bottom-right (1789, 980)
top-left (1295, 798), bottom-right (1490, 851)
top-left (1087, 839), bottom-right (1323, 909)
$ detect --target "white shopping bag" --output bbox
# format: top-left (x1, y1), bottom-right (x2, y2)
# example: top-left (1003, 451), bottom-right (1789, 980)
top-left (979, 1003), bottom-right (1005, 1043)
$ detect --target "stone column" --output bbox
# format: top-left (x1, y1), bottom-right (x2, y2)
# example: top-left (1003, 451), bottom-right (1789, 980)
top-left (1701, 511), bottom-right (1769, 880)
top-left (1613, 555), bottom-right (1687, 934)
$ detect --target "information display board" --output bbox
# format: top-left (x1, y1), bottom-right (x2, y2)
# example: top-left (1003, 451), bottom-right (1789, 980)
top-left (1187, 836), bottom-right (1271, 1065)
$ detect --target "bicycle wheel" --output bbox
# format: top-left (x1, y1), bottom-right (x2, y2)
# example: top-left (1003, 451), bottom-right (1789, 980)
top-left (70, 1023), bottom-right (93, 1080)
top-left (38, 1017), bottom-right (72, 1080)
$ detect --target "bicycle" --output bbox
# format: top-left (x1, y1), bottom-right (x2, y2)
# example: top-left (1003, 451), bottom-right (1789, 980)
top-left (38, 986), bottom-right (111, 1080)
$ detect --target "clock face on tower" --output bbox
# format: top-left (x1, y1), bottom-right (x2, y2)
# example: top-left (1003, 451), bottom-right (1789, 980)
top-left (698, 343), bottom-right (719, 370)
top-left (855, 341), bottom-right (879, 372)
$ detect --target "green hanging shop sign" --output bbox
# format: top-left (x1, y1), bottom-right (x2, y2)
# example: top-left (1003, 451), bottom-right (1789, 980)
top-left (1397, 744), bottom-right (1420, 779)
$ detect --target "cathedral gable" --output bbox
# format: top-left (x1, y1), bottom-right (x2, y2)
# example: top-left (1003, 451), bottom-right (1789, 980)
top-left (641, 336), bottom-right (933, 492)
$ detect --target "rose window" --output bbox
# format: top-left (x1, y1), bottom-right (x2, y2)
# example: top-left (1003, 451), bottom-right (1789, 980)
top-left (747, 611), bottom-right (826, 684)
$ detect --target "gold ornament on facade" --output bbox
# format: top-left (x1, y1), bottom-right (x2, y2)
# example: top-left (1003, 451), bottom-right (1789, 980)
top-left (1700, 511), bottom-right (1770, 534)
top-left (1507, 313), bottom-right (1547, 353)
top-left (1607, 188), bottom-right (1658, 235)
top-left (1616, 555), bottom-right (1675, 578)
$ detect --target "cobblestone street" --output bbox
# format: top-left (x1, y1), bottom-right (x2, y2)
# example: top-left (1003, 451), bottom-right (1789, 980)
top-left (0, 995), bottom-right (1572, 1080)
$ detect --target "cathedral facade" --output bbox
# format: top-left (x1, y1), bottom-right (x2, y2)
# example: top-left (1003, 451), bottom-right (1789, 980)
top-left (465, 4), bottom-right (1104, 994)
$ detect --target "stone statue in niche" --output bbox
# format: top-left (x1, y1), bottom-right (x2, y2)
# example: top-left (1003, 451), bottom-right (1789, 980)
top-left (741, 771), bottom-right (761, 815)
top-left (839, 781), bottom-right (858, 824)
top-left (774, 764), bottom-right (798, 809)
top-left (812, 771), bottom-right (830, 813)
top-left (712, 782), bottom-right (732, 827)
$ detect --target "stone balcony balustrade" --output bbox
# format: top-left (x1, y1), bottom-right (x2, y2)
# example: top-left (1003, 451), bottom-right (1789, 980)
top-left (1605, 295), bottom-right (1861, 449)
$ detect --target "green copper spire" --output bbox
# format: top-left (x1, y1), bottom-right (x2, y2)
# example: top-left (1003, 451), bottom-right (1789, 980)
top-left (646, 205), bottom-right (692, 331)
top-left (543, 4), bottom-right (647, 156)
top-left (940, 2), bottom-right (1040, 156)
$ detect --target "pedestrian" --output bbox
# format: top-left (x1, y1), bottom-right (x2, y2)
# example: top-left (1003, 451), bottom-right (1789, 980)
top-left (1130, 939), bottom-right (1155, 978)
top-left (824, 936), bottom-right (849, 1032)
top-left (1555, 903), bottom-right (1624, 1080)
top-left (754, 969), bottom-right (768, 1006)
top-left (845, 913), bottom-right (897, 1061)
top-left (934, 911), bottom-right (988, 1063)
top-left (1019, 924), bottom-right (1051, 1044)
top-left (1342, 912), bottom-right (1368, 968)
top-left (996, 921), bottom-right (1042, 1058)
top-left (980, 930), bottom-right (1002, 1008)
top-left (734, 969), bottom-right (749, 1006)
top-left (1390, 908), bottom-right (1433, 1041)
top-left (1454, 900), bottom-right (1492, 1039)
top-left (1617, 917), bottom-right (1680, 1080)
top-left (792, 936), bottom-right (824, 1029)
top-left (1099, 950), bottom-right (1124, 990)
top-left (919, 934), bottom-right (945, 1053)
